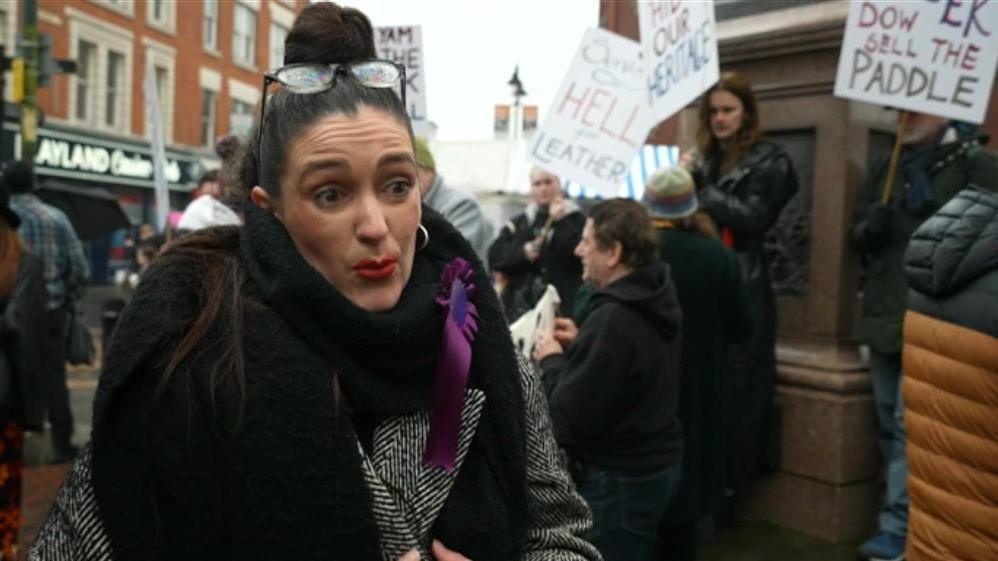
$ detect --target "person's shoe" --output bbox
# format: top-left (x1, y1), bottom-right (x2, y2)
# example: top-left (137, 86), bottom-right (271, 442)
top-left (858, 531), bottom-right (906, 561)
top-left (49, 444), bottom-right (79, 464)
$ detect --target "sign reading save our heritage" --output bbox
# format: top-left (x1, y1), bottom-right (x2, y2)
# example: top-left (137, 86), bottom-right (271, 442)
top-left (833, 0), bottom-right (998, 123)
top-left (528, 28), bottom-right (654, 198)
top-left (638, 0), bottom-right (719, 124)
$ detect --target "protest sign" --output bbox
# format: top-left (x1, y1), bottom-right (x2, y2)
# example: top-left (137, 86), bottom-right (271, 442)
top-left (509, 284), bottom-right (561, 365)
top-left (833, 0), bottom-right (998, 124)
top-left (529, 28), bottom-right (653, 197)
top-left (638, 0), bottom-right (719, 123)
top-left (375, 25), bottom-right (430, 136)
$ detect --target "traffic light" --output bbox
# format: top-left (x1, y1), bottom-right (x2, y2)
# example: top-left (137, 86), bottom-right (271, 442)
top-left (11, 58), bottom-right (24, 102)
top-left (37, 34), bottom-right (76, 86)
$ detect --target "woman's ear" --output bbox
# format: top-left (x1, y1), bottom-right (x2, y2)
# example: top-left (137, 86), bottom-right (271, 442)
top-left (250, 186), bottom-right (273, 211)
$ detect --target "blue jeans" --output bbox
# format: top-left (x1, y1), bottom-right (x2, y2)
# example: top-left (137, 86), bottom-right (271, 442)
top-left (869, 350), bottom-right (908, 538)
top-left (578, 463), bottom-right (682, 561)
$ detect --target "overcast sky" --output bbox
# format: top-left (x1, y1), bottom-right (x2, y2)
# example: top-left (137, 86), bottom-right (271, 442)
top-left (345, 0), bottom-right (600, 141)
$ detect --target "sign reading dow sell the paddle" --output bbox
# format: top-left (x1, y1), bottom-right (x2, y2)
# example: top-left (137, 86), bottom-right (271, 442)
top-left (833, 0), bottom-right (998, 123)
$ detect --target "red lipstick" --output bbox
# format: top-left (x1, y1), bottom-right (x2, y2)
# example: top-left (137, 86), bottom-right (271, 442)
top-left (353, 256), bottom-right (398, 280)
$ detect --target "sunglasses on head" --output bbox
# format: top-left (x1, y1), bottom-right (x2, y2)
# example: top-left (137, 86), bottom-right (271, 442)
top-left (257, 60), bottom-right (407, 160)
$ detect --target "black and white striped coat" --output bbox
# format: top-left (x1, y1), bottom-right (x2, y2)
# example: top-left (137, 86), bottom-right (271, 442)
top-left (29, 359), bottom-right (601, 561)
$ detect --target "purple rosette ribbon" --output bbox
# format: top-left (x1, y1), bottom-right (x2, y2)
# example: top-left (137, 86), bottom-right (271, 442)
top-left (423, 257), bottom-right (479, 473)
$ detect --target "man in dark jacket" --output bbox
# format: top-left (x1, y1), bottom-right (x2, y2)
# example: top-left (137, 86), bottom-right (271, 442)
top-left (534, 198), bottom-right (682, 561)
top-left (488, 168), bottom-right (584, 320)
top-left (850, 112), bottom-right (998, 561)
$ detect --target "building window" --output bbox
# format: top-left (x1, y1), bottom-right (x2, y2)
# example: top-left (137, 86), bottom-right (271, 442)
top-left (230, 99), bottom-right (254, 139)
top-left (155, 65), bottom-right (168, 103)
top-left (76, 41), bottom-right (97, 122)
top-left (233, 4), bottom-right (257, 67)
top-left (201, 89), bottom-right (217, 147)
top-left (105, 51), bottom-right (125, 127)
top-left (269, 22), bottom-right (288, 70)
top-left (203, 0), bottom-right (218, 51)
top-left (0, 9), bottom-right (8, 48)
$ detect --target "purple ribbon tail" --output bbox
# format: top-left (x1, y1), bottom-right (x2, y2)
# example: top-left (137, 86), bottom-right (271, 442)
top-left (424, 279), bottom-right (477, 473)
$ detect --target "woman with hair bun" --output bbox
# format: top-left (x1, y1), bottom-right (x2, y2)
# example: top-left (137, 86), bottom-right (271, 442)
top-left (29, 4), bottom-right (599, 561)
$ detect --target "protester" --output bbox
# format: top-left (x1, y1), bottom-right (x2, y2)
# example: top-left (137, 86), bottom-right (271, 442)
top-left (0, 180), bottom-right (47, 559)
top-left (642, 167), bottom-right (753, 561)
top-left (901, 187), bottom-right (998, 561)
top-left (176, 169), bottom-right (241, 232)
top-left (489, 168), bottom-right (584, 319)
top-left (534, 198), bottom-right (682, 561)
top-left (413, 138), bottom-right (492, 262)
top-left (688, 71), bottom-right (799, 511)
top-left (850, 113), bottom-right (997, 561)
top-left (29, 4), bottom-right (599, 560)
top-left (7, 160), bottom-right (89, 464)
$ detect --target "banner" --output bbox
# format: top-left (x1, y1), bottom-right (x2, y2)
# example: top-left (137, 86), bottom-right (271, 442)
top-left (375, 25), bottom-right (430, 137)
top-left (143, 63), bottom-right (169, 233)
top-left (528, 28), bottom-right (653, 198)
top-left (509, 284), bottom-right (561, 365)
top-left (833, 0), bottom-right (998, 124)
top-left (638, 0), bottom-right (719, 124)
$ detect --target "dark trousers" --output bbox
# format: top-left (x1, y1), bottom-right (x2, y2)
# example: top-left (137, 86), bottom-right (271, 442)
top-left (578, 463), bottom-right (682, 561)
top-left (44, 307), bottom-right (74, 451)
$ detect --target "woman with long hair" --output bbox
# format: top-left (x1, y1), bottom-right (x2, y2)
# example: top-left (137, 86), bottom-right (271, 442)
top-left (689, 71), bottom-right (799, 515)
top-left (29, 4), bottom-right (598, 561)
top-left (0, 179), bottom-right (46, 560)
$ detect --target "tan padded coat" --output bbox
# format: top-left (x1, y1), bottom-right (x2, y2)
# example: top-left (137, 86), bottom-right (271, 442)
top-left (903, 311), bottom-right (998, 561)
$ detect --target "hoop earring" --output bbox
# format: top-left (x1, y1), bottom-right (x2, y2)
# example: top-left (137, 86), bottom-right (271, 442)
top-left (416, 223), bottom-right (429, 251)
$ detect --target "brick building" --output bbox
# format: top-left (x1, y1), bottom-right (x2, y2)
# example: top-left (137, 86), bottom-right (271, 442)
top-left (0, 0), bottom-right (304, 282)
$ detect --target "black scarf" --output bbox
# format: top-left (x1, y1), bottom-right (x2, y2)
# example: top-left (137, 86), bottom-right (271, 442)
top-left (92, 205), bottom-right (528, 560)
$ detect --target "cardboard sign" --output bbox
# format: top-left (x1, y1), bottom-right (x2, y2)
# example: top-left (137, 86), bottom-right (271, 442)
top-left (638, 0), bottom-right (720, 124)
top-left (833, 0), bottom-right (998, 124)
top-left (509, 284), bottom-right (561, 365)
top-left (528, 28), bottom-right (654, 198)
top-left (375, 25), bottom-right (430, 136)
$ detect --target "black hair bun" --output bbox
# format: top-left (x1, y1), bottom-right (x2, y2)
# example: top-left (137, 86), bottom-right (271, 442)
top-left (284, 3), bottom-right (377, 66)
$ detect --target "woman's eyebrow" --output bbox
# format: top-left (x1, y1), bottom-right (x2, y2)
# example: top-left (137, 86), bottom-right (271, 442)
top-left (377, 152), bottom-right (416, 168)
top-left (296, 158), bottom-right (349, 185)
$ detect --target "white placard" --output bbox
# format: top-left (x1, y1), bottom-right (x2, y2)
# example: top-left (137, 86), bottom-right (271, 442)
top-left (833, 0), bottom-right (998, 124)
top-left (638, 0), bottom-right (719, 123)
top-left (509, 284), bottom-right (561, 365)
top-left (529, 28), bottom-right (654, 198)
top-left (375, 25), bottom-right (430, 137)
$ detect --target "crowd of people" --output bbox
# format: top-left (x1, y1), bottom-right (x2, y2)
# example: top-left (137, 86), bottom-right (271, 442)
top-left (0, 2), bottom-right (989, 560)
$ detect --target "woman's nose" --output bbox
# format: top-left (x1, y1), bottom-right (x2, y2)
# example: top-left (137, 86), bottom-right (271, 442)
top-left (355, 195), bottom-right (389, 243)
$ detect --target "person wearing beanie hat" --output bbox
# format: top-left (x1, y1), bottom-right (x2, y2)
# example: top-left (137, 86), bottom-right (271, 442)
top-left (413, 138), bottom-right (493, 263)
top-left (641, 166), bottom-right (753, 561)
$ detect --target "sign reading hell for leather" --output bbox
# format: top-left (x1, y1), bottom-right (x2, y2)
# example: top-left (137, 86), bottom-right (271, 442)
top-left (833, 0), bottom-right (998, 124)
top-left (528, 27), bottom-right (654, 198)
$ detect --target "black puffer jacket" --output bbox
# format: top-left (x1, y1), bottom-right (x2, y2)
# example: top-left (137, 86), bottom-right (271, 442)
top-left (904, 187), bottom-right (998, 337)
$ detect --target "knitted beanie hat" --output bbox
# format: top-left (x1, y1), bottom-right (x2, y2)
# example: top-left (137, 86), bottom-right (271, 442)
top-left (642, 166), bottom-right (697, 219)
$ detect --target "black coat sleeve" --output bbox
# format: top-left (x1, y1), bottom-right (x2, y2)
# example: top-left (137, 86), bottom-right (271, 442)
top-left (700, 152), bottom-right (800, 237)
top-left (849, 156), bottom-right (892, 254)
top-left (1, 255), bottom-right (48, 429)
top-left (540, 307), bottom-right (629, 443)
top-left (488, 215), bottom-right (533, 274)
top-left (542, 212), bottom-right (584, 273)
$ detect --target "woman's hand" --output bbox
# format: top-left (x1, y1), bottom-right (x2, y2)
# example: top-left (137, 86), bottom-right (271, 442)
top-left (533, 330), bottom-right (564, 363)
top-left (678, 149), bottom-right (702, 171)
top-left (432, 540), bottom-right (473, 560)
top-left (549, 197), bottom-right (568, 221)
top-left (397, 540), bottom-right (473, 561)
top-left (552, 318), bottom-right (578, 346)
